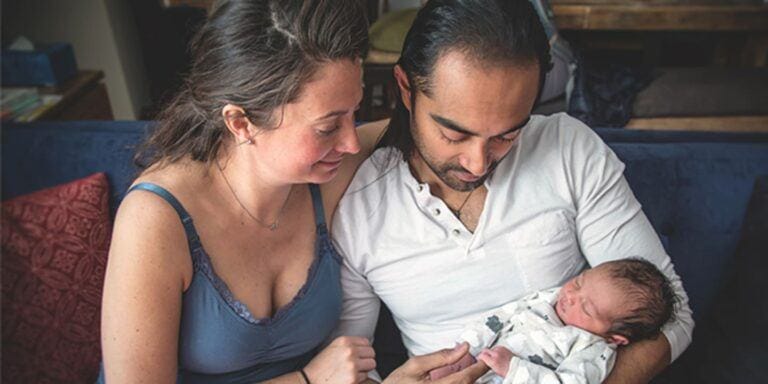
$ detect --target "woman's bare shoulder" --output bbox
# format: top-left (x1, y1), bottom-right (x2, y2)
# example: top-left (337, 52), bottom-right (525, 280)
top-left (111, 161), bottom-right (208, 285)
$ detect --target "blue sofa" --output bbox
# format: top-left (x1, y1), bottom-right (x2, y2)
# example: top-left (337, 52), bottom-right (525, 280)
top-left (3, 121), bottom-right (768, 383)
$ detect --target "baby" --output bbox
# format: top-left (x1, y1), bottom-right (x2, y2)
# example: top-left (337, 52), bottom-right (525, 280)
top-left (430, 258), bottom-right (677, 384)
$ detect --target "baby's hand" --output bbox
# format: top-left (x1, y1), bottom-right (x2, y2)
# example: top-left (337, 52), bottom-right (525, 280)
top-left (427, 352), bottom-right (476, 381)
top-left (477, 346), bottom-right (514, 377)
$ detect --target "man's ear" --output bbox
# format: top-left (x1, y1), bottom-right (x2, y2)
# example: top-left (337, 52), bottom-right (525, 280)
top-left (606, 334), bottom-right (629, 346)
top-left (222, 104), bottom-right (255, 144)
top-left (393, 64), bottom-right (413, 112)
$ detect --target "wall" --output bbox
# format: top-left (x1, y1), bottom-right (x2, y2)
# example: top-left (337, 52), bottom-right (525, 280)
top-left (2, 0), bottom-right (150, 120)
top-left (388, 0), bottom-right (423, 11)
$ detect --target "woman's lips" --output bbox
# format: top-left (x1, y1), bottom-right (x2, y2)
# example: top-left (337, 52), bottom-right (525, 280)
top-left (317, 158), bottom-right (343, 169)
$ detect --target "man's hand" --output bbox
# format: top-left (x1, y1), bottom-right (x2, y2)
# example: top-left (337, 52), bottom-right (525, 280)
top-left (428, 351), bottom-right (477, 380)
top-left (383, 343), bottom-right (489, 384)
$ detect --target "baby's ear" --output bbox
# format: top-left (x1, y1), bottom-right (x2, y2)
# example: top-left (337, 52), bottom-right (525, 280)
top-left (606, 334), bottom-right (629, 346)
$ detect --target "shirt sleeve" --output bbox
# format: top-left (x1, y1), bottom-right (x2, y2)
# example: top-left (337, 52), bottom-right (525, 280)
top-left (330, 199), bottom-right (383, 381)
top-left (564, 117), bottom-right (694, 361)
top-left (503, 342), bottom-right (616, 384)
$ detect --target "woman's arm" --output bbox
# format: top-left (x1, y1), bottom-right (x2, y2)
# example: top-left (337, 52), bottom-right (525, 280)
top-left (260, 336), bottom-right (376, 384)
top-left (100, 191), bottom-right (191, 383)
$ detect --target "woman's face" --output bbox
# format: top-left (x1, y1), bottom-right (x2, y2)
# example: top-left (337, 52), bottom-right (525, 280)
top-left (253, 59), bottom-right (363, 185)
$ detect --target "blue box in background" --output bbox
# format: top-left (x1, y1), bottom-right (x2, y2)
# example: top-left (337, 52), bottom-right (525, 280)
top-left (2, 43), bottom-right (78, 86)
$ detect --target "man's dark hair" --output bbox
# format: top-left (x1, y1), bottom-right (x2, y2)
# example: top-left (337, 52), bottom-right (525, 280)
top-left (377, 0), bottom-right (552, 159)
top-left (604, 258), bottom-right (678, 342)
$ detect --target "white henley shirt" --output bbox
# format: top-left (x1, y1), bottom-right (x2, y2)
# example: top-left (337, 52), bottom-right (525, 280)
top-left (331, 113), bottom-right (693, 371)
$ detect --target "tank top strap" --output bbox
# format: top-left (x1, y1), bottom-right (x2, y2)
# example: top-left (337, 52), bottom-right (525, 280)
top-left (308, 184), bottom-right (327, 233)
top-left (127, 182), bottom-right (202, 250)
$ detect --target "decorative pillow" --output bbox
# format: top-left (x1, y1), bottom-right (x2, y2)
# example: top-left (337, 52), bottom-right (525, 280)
top-left (2, 172), bottom-right (112, 384)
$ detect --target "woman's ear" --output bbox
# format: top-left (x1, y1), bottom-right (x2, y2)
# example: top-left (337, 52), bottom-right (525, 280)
top-left (606, 334), bottom-right (629, 346)
top-left (222, 104), bottom-right (255, 145)
top-left (393, 65), bottom-right (413, 112)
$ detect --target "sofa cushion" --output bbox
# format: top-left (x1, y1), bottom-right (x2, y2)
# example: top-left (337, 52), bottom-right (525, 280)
top-left (696, 176), bottom-right (768, 382)
top-left (2, 172), bottom-right (112, 384)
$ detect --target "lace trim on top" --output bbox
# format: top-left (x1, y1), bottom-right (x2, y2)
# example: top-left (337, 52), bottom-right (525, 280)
top-left (189, 224), bottom-right (341, 326)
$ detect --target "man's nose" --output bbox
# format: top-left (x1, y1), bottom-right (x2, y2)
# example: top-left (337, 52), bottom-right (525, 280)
top-left (462, 141), bottom-right (490, 176)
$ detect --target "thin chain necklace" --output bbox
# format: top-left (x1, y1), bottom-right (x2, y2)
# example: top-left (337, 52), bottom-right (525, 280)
top-left (215, 159), bottom-right (292, 231)
top-left (451, 187), bottom-right (477, 219)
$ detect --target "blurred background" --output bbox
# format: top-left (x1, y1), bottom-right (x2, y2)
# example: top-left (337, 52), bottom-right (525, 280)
top-left (2, 0), bottom-right (767, 131)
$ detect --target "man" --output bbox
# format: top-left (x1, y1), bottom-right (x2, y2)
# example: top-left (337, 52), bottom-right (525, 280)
top-left (333, 1), bottom-right (694, 382)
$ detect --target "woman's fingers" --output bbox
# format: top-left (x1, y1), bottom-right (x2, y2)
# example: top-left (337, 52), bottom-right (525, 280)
top-left (334, 335), bottom-right (372, 347)
top-left (355, 345), bottom-right (376, 359)
top-left (357, 357), bottom-right (377, 372)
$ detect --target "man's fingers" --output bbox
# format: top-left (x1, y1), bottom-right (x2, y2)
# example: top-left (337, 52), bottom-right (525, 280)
top-left (410, 342), bottom-right (470, 372)
top-left (455, 360), bottom-right (489, 383)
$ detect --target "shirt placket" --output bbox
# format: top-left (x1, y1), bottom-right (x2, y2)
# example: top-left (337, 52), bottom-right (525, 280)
top-left (412, 182), bottom-right (479, 255)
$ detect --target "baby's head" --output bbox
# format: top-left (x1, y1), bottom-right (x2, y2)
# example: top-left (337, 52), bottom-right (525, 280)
top-left (555, 258), bottom-right (677, 346)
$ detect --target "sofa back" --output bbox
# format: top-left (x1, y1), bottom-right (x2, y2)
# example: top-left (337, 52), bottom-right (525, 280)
top-left (2, 121), bottom-right (148, 216)
top-left (4, 121), bottom-right (768, 317)
top-left (3, 120), bottom-right (768, 329)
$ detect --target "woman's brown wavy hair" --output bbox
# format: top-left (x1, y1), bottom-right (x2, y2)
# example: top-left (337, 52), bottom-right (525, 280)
top-left (136, 0), bottom-right (368, 169)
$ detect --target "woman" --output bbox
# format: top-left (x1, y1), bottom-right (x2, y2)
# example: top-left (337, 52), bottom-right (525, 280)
top-left (100, 1), bottom-right (378, 382)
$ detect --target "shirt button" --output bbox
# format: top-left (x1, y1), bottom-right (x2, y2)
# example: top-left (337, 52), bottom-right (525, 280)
top-left (452, 229), bottom-right (461, 236)
top-left (433, 208), bottom-right (441, 216)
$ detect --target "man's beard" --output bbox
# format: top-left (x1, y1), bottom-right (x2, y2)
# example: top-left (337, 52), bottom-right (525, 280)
top-left (411, 122), bottom-right (501, 192)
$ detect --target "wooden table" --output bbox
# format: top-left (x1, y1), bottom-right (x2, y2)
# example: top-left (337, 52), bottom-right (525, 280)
top-left (37, 70), bottom-right (113, 121)
top-left (164, 0), bottom-right (768, 32)
top-left (551, 1), bottom-right (768, 31)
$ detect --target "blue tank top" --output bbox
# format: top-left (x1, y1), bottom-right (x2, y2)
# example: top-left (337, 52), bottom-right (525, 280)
top-left (98, 183), bottom-right (343, 383)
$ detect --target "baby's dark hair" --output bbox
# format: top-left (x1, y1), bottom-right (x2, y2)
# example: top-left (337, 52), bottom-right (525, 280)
top-left (603, 258), bottom-right (678, 343)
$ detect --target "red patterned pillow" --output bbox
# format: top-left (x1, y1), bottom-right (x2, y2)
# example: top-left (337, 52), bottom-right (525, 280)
top-left (2, 173), bottom-right (112, 384)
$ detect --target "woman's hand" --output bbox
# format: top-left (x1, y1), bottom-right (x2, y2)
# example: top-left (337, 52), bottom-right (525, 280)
top-left (383, 343), bottom-right (489, 384)
top-left (303, 336), bottom-right (376, 384)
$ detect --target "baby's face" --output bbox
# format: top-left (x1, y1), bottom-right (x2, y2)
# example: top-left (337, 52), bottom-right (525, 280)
top-left (555, 265), bottom-right (632, 338)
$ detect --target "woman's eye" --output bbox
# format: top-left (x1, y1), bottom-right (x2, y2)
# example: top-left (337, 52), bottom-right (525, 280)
top-left (317, 125), bottom-right (340, 136)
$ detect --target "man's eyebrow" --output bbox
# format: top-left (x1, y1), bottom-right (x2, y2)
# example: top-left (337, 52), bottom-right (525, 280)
top-left (429, 113), bottom-right (530, 137)
top-left (430, 114), bottom-right (475, 135)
